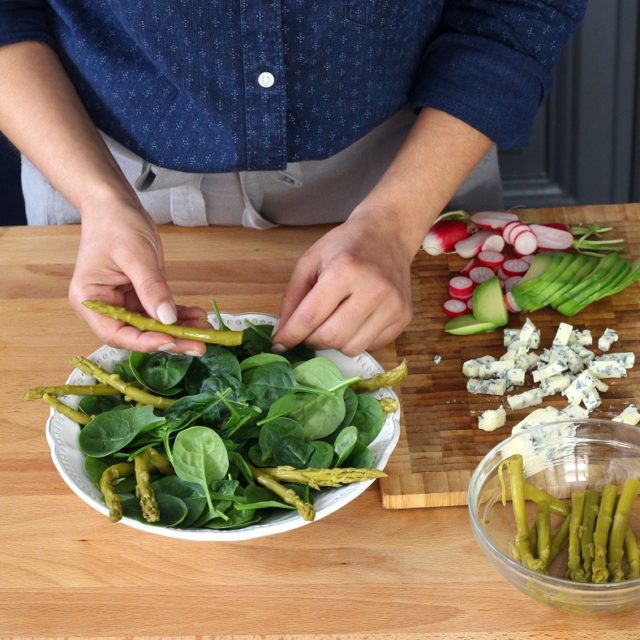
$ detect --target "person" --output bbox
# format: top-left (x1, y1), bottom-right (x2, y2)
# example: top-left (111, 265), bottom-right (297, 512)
top-left (0, 1), bottom-right (587, 357)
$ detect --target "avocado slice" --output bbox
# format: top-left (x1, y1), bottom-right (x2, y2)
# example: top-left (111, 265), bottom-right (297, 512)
top-left (472, 276), bottom-right (509, 327)
top-left (444, 314), bottom-right (500, 336)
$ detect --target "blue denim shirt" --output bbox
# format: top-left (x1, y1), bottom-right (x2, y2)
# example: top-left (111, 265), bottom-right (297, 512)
top-left (0, 1), bottom-right (586, 172)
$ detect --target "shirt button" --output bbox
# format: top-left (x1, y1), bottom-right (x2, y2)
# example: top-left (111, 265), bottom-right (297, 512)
top-left (258, 71), bottom-right (275, 88)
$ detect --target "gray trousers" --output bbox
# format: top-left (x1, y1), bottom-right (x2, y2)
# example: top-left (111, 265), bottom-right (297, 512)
top-left (22, 108), bottom-right (503, 227)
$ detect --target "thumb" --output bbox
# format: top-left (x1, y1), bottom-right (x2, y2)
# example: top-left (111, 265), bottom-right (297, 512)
top-left (126, 250), bottom-right (177, 325)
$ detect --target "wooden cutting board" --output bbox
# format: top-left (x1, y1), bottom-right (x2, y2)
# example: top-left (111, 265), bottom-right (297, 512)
top-left (379, 203), bottom-right (640, 509)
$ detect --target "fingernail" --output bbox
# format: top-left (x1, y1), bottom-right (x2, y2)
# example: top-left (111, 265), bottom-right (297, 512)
top-left (185, 350), bottom-right (202, 357)
top-left (158, 343), bottom-right (176, 352)
top-left (157, 301), bottom-right (177, 325)
top-left (271, 343), bottom-right (287, 354)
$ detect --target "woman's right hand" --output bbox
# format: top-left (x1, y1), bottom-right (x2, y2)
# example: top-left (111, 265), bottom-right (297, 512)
top-left (68, 197), bottom-right (208, 355)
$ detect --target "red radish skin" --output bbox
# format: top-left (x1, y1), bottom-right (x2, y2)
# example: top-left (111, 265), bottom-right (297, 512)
top-left (513, 230), bottom-right (538, 255)
top-left (469, 266), bottom-right (495, 284)
top-left (502, 220), bottom-right (521, 244)
top-left (448, 276), bottom-right (474, 300)
top-left (477, 250), bottom-right (505, 270)
top-left (502, 259), bottom-right (530, 277)
top-left (470, 211), bottom-right (519, 230)
top-left (460, 258), bottom-right (479, 276)
top-left (453, 230), bottom-right (495, 258)
top-left (504, 276), bottom-right (523, 293)
top-left (529, 223), bottom-right (574, 250)
top-left (505, 292), bottom-right (521, 313)
top-left (481, 233), bottom-right (505, 253)
top-left (466, 298), bottom-right (473, 311)
top-left (422, 220), bottom-right (470, 256)
top-left (539, 222), bottom-right (571, 232)
top-left (520, 254), bottom-right (535, 265)
top-left (443, 299), bottom-right (468, 317)
top-left (496, 267), bottom-right (508, 281)
top-left (507, 223), bottom-right (531, 245)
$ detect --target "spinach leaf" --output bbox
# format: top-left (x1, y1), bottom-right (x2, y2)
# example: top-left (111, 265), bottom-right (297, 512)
top-left (78, 394), bottom-right (122, 416)
top-left (152, 475), bottom-right (208, 528)
top-left (162, 392), bottom-right (222, 428)
top-left (84, 455), bottom-right (136, 493)
top-left (242, 361), bottom-right (298, 411)
top-left (113, 360), bottom-right (135, 382)
top-left (79, 405), bottom-right (165, 457)
top-left (282, 342), bottom-right (316, 365)
top-left (258, 417), bottom-right (313, 467)
top-left (203, 505), bottom-right (261, 529)
top-left (240, 353), bottom-right (289, 372)
top-left (121, 493), bottom-right (188, 527)
top-left (136, 352), bottom-right (193, 392)
top-left (332, 426), bottom-right (358, 467)
top-left (199, 345), bottom-right (242, 380)
top-left (200, 372), bottom-right (253, 405)
top-left (293, 357), bottom-right (359, 393)
top-left (239, 321), bottom-right (273, 356)
top-left (307, 441), bottom-right (334, 469)
top-left (352, 394), bottom-right (386, 446)
top-left (239, 485), bottom-right (296, 510)
top-left (171, 426), bottom-right (230, 511)
top-left (345, 441), bottom-right (374, 468)
top-left (339, 387), bottom-right (359, 430)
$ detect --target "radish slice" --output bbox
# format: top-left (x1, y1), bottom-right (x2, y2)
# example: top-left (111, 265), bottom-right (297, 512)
top-left (502, 220), bottom-right (520, 244)
top-left (504, 276), bottom-right (523, 293)
top-left (520, 254), bottom-right (535, 265)
top-left (502, 258), bottom-right (530, 277)
top-left (505, 292), bottom-right (521, 313)
top-left (507, 223), bottom-right (531, 245)
top-left (481, 233), bottom-right (505, 253)
top-left (529, 223), bottom-right (574, 250)
top-left (460, 258), bottom-right (479, 276)
top-left (496, 267), bottom-right (508, 281)
top-left (469, 266), bottom-right (495, 284)
top-left (453, 230), bottom-right (494, 258)
top-left (443, 299), bottom-right (468, 317)
top-left (513, 230), bottom-right (538, 255)
top-left (477, 250), bottom-right (505, 270)
top-left (448, 276), bottom-right (474, 300)
top-left (466, 298), bottom-right (473, 311)
top-left (471, 211), bottom-right (519, 231)
top-left (422, 220), bottom-right (470, 256)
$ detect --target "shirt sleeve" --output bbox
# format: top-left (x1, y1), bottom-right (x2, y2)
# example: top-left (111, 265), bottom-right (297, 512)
top-left (411, 0), bottom-right (587, 148)
top-left (0, 1), bottom-right (53, 48)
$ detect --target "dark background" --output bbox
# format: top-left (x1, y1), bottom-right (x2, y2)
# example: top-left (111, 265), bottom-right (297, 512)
top-left (1, 0), bottom-right (638, 227)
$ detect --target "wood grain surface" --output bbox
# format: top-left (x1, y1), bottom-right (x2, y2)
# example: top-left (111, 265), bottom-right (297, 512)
top-left (379, 203), bottom-right (640, 509)
top-left (2, 212), bottom-right (640, 639)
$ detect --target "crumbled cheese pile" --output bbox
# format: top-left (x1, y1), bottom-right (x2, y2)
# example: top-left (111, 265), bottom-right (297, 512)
top-left (462, 319), bottom-right (636, 433)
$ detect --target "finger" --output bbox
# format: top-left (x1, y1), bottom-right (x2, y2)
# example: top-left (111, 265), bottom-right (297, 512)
top-left (274, 253), bottom-right (320, 336)
top-left (177, 305), bottom-right (211, 328)
top-left (273, 272), bottom-right (353, 349)
top-left (340, 312), bottom-right (410, 357)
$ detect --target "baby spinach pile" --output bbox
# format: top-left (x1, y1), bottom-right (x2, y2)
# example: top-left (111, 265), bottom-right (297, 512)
top-left (78, 322), bottom-right (389, 530)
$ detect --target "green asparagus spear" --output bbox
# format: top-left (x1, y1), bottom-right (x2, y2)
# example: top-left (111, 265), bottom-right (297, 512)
top-left (535, 500), bottom-right (552, 570)
top-left (549, 516), bottom-right (571, 565)
top-left (249, 464), bottom-right (315, 521)
top-left (71, 356), bottom-right (174, 409)
top-left (351, 360), bottom-right (408, 392)
top-left (625, 528), bottom-right (639, 580)
top-left (147, 447), bottom-right (174, 475)
top-left (379, 398), bottom-right (399, 413)
top-left (134, 449), bottom-right (160, 523)
top-left (592, 484), bottom-right (618, 583)
top-left (499, 455), bottom-right (544, 572)
top-left (568, 491), bottom-right (586, 582)
top-left (581, 489), bottom-right (601, 581)
top-left (529, 521), bottom-right (538, 555)
top-left (100, 462), bottom-right (135, 522)
top-left (82, 299), bottom-right (243, 346)
top-left (259, 466), bottom-right (386, 490)
top-left (24, 383), bottom-right (119, 400)
top-left (42, 393), bottom-right (92, 426)
top-left (523, 481), bottom-right (571, 517)
top-left (608, 478), bottom-right (640, 582)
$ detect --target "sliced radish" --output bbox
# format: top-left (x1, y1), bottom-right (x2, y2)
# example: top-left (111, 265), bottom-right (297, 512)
top-left (529, 223), bottom-right (573, 250)
top-left (466, 298), bottom-right (473, 311)
top-left (471, 211), bottom-right (519, 231)
top-left (502, 220), bottom-right (520, 244)
top-left (422, 220), bottom-right (470, 256)
top-left (477, 250), bottom-right (505, 270)
top-left (520, 254), bottom-right (535, 265)
top-left (505, 291), bottom-right (521, 313)
top-left (504, 276), bottom-right (523, 293)
top-left (513, 230), bottom-right (538, 255)
top-left (443, 299), bottom-right (468, 317)
top-left (469, 266), bottom-right (495, 284)
top-left (540, 222), bottom-right (571, 232)
top-left (507, 223), bottom-right (531, 244)
top-left (502, 259), bottom-right (530, 277)
top-left (496, 267), bottom-right (508, 281)
top-left (481, 233), bottom-right (505, 253)
top-left (453, 230), bottom-right (494, 259)
top-left (460, 258), bottom-right (479, 276)
top-left (448, 276), bottom-right (474, 300)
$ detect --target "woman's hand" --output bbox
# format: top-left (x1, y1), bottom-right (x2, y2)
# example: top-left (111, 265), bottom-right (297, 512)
top-left (68, 198), bottom-right (208, 355)
top-left (272, 211), bottom-right (415, 356)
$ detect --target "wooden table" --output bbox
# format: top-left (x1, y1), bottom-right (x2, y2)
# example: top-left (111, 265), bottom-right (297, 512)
top-left (2, 209), bottom-right (640, 639)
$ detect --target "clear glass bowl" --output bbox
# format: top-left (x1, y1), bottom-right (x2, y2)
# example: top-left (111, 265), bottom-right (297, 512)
top-left (468, 419), bottom-right (640, 613)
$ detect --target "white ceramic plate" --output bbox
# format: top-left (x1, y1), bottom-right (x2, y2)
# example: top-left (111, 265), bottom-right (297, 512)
top-left (45, 312), bottom-right (401, 541)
